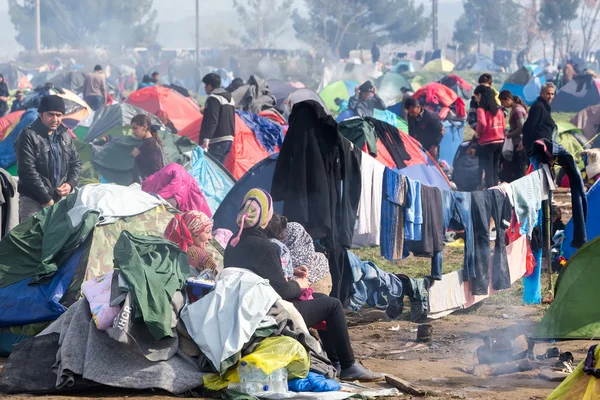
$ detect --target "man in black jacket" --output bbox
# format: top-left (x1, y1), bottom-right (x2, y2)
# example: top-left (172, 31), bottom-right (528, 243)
top-left (199, 73), bottom-right (236, 163)
top-left (405, 97), bottom-right (444, 159)
top-left (15, 95), bottom-right (82, 222)
top-left (522, 82), bottom-right (556, 152)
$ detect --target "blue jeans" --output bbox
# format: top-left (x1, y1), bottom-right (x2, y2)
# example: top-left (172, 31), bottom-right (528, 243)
top-left (208, 141), bottom-right (233, 164)
top-left (85, 95), bottom-right (104, 111)
top-left (441, 190), bottom-right (475, 282)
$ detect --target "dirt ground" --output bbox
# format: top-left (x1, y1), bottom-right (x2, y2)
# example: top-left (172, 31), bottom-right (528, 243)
top-left (1, 299), bottom-right (589, 400)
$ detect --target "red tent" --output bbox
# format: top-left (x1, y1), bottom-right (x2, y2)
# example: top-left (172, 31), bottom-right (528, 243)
top-left (179, 114), bottom-right (270, 180)
top-left (125, 86), bottom-right (201, 131)
top-left (0, 111), bottom-right (25, 141)
top-left (413, 82), bottom-right (466, 120)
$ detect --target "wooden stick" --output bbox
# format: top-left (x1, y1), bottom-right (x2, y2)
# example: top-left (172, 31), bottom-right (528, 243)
top-left (385, 374), bottom-right (427, 396)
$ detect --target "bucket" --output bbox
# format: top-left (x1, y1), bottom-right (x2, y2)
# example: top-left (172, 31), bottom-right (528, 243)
top-left (416, 324), bottom-right (433, 342)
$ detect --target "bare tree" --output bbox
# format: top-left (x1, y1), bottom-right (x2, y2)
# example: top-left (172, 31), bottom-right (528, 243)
top-left (580, 0), bottom-right (600, 55)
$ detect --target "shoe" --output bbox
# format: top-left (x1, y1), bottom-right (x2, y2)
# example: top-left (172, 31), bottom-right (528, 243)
top-left (340, 361), bottom-right (385, 382)
top-left (332, 361), bottom-right (341, 377)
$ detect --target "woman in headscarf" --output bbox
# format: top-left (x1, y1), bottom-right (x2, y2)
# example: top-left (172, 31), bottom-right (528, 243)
top-left (265, 213), bottom-right (332, 294)
top-left (224, 188), bottom-right (384, 382)
top-left (164, 211), bottom-right (217, 275)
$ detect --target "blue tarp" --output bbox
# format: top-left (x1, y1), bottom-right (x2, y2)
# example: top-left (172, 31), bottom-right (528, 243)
top-left (335, 109), bottom-right (355, 123)
top-left (188, 147), bottom-right (236, 215)
top-left (237, 111), bottom-right (284, 154)
top-left (438, 120), bottom-right (465, 164)
top-left (397, 162), bottom-right (450, 190)
top-left (0, 237), bottom-right (89, 328)
top-left (0, 109), bottom-right (38, 169)
top-left (563, 180), bottom-right (600, 259)
top-left (213, 153), bottom-right (283, 232)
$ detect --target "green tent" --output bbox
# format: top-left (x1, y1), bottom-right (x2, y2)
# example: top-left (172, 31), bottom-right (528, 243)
top-left (82, 103), bottom-right (164, 143)
top-left (319, 80), bottom-right (359, 113)
top-left (554, 121), bottom-right (587, 171)
top-left (533, 236), bottom-right (600, 339)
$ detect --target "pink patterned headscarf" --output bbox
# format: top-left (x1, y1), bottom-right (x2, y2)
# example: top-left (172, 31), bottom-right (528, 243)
top-left (164, 211), bottom-right (213, 252)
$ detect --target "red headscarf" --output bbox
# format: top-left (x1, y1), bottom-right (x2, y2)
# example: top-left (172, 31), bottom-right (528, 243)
top-left (164, 211), bottom-right (213, 252)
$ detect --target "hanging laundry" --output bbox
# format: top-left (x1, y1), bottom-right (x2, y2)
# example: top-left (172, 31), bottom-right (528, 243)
top-left (380, 168), bottom-right (407, 261)
top-left (471, 189), bottom-right (513, 295)
top-left (441, 190), bottom-right (475, 283)
top-left (405, 185), bottom-right (444, 280)
top-left (352, 154), bottom-right (385, 247)
top-left (396, 274), bottom-right (431, 322)
top-left (510, 169), bottom-right (546, 237)
top-left (404, 177), bottom-right (422, 241)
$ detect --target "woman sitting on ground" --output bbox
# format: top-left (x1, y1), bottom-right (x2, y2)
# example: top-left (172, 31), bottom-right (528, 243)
top-left (164, 210), bottom-right (218, 275)
top-left (223, 188), bottom-right (384, 382)
top-left (265, 213), bottom-right (332, 295)
top-left (131, 114), bottom-right (165, 183)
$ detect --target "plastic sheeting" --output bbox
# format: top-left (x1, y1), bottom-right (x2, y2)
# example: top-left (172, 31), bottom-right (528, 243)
top-left (237, 111), bottom-right (284, 154)
top-left (0, 237), bottom-right (89, 328)
top-left (188, 147), bottom-right (235, 215)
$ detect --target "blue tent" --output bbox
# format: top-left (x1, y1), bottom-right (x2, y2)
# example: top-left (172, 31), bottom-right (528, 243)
top-left (213, 153), bottom-right (282, 232)
top-left (187, 147), bottom-right (236, 215)
top-left (438, 120), bottom-right (466, 164)
top-left (500, 65), bottom-right (546, 105)
top-left (563, 180), bottom-right (600, 259)
top-left (0, 109), bottom-right (39, 169)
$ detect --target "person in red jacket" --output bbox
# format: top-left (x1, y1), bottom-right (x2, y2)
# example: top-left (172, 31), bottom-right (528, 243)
top-left (473, 85), bottom-right (505, 188)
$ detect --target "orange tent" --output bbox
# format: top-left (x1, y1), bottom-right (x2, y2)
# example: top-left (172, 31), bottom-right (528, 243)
top-left (179, 114), bottom-right (270, 179)
top-left (0, 111), bottom-right (25, 141)
top-left (125, 86), bottom-right (201, 131)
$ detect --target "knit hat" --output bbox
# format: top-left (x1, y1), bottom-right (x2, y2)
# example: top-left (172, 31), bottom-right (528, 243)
top-left (164, 211), bottom-right (213, 252)
top-left (38, 95), bottom-right (66, 114)
top-left (230, 188), bottom-right (273, 247)
top-left (359, 80), bottom-right (374, 93)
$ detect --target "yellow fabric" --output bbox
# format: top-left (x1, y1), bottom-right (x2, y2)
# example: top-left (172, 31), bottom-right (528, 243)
top-left (2, 120), bottom-right (19, 140)
top-left (548, 346), bottom-right (600, 400)
top-left (203, 336), bottom-right (310, 391)
top-left (446, 238), bottom-right (465, 248)
top-left (422, 59), bottom-right (455, 72)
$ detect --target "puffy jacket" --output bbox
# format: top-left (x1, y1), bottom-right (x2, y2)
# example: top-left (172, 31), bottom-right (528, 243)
top-left (476, 108), bottom-right (505, 145)
top-left (15, 118), bottom-right (82, 204)
top-left (199, 88), bottom-right (235, 144)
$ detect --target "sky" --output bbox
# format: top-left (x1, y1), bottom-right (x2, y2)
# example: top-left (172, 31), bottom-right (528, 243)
top-left (0, 0), bottom-right (464, 59)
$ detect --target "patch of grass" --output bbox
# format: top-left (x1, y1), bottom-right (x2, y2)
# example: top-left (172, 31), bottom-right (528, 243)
top-left (352, 245), bottom-right (465, 278)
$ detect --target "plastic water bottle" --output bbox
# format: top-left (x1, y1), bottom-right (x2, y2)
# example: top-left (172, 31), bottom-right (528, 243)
top-left (234, 362), bottom-right (288, 394)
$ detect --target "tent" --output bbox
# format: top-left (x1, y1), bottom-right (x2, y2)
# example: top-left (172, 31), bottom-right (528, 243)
top-left (266, 79), bottom-right (297, 108)
top-left (391, 60), bottom-right (416, 73)
top-left (555, 121), bottom-right (588, 171)
top-left (411, 82), bottom-right (467, 119)
top-left (533, 235), bottom-right (600, 339)
top-left (0, 111), bottom-right (25, 141)
top-left (500, 65), bottom-right (545, 105)
top-left (125, 85), bottom-right (201, 130)
top-left (0, 109), bottom-right (41, 171)
top-left (213, 154), bottom-right (282, 232)
top-left (562, 181), bottom-right (600, 260)
top-left (187, 147), bottom-right (236, 215)
top-left (338, 117), bottom-right (451, 190)
top-left (547, 344), bottom-right (600, 399)
top-left (17, 86), bottom-right (91, 116)
top-left (81, 103), bottom-right (164, 143)
top-left (571, 104), bottom-right (600, 142)
top-left (283, 88), bottom-right (329, 119)
top-left (47, 71), bottom-right (86, 92)
top-left (178, 113), bottom-right (272, 180)
top-left (421, 58), bottom-right (455, 72)
top-left (376, 72), bottom-right (412, 106)
top-left (454, 53), bottom-right (502, 72)
top-left (318, 80), bottom-right (359, 113)
top-left (552, 74), bottom-right (600, 113)
top-left (438, 120), bottom-right (466, 164)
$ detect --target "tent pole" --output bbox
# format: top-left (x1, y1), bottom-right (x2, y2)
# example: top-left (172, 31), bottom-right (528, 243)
top-left (545, 192), bottom-right (553, 300)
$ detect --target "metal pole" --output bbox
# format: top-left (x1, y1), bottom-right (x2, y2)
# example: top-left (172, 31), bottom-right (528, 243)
top-left (35, 0), bottom-right (41, 53)
top-left (195, 0), bottom-right (200, 66)
top-left (432, 0), bottom-right (438, 50)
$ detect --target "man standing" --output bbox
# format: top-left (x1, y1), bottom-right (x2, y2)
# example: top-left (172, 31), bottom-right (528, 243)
top-left (348, 81), bottom-right (386, 118)
top-left (199, 73), bottom-right (236, 163)
top-left (371, 42), bottom-right (381, 64)
top-left (0, 74), bottom-right (9, 117)
top-left (151, 71), bottom-right (161, 85)
top-left (405, 97), bottom-right (444, 159)
top-left (522, 82), bottom-right (556, 152)
top-left (83, 65), bottom-right (107, 111)
top-left (15, 95), bottom-right (82, 222)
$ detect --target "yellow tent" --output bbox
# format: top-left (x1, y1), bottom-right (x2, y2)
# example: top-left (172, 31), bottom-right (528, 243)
top-left (422, 58), bottom-right (455, 73)
top-left (547, 345), bottom-right (600, 400)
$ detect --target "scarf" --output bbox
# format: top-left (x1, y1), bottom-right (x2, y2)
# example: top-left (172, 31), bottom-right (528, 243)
top-left (164, 210), bottom-right (213, 252)
top-left (231, 188), bottom-right (273, 247)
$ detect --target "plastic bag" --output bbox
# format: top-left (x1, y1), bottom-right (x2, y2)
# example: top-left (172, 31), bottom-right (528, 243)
top-left (502, 138), bottom-right (513, 161)
top-left (203, 336), bottom-right (309, 391)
